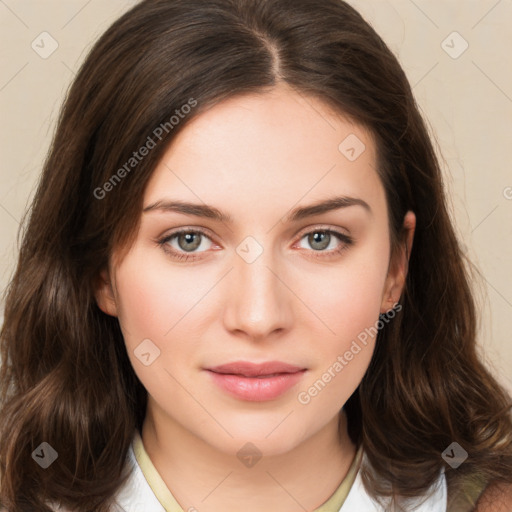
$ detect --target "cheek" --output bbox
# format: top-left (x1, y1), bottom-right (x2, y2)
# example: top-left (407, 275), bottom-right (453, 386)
top-left (294, 234), bottom-right (390, 404)
top-left (114, 269), bottom-right (166, 346)
top-left (302, 235), bottom-right (390, 345)
top-left (113, 248), bottom-right (203, 346)
top-left (112, 251), bottom-right (194, 401)
top-left (112, 247), bottom-right (216, 392)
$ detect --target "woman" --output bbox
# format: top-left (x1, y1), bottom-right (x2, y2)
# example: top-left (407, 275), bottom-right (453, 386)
top-left (1, 0), bottom-right (511, 510)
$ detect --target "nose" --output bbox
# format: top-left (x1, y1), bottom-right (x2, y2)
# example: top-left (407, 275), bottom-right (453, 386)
top-left (222, 244), bottom-right (293, 341)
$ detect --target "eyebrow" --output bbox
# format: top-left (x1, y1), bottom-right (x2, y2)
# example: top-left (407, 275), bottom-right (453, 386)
top-left (143, 195), bottom-right (371, 223)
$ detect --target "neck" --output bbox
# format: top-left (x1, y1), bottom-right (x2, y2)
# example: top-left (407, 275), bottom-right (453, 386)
top-left (141, 402), bottom-right (357, 512)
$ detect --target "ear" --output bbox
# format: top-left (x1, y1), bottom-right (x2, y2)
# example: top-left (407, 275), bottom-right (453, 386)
top-left (380, 211), bottom-right (416, 313)
top-left (93, 267), bottom-right (118, 317)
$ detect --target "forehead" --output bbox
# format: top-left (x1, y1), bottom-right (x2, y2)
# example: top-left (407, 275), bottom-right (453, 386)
top-left (143, 84), bottom-right (386, 224)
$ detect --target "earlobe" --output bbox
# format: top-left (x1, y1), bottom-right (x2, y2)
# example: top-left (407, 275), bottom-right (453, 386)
top-left (93, 267), bottom-right (118, 317)
top-left (380, 211), bottom-right (416, 313)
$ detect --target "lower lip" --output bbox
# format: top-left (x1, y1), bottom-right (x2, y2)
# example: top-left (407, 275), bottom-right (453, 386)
top-left (206, 370), bottom-right (306, 401)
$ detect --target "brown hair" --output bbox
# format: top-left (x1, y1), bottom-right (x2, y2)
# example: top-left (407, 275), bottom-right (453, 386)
top-left (1, 0), bottom-right (511, 510)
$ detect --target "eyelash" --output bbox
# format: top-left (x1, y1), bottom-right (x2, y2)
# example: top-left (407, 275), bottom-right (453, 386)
top-left (156, 226), bottom-right (354, 262)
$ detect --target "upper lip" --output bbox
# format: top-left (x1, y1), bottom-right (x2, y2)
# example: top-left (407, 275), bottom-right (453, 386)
top-left (206, 361), bottom-right (306, 377)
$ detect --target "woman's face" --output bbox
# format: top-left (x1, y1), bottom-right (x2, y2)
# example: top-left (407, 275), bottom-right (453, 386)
top-left (96, 84), bottom-right (413, 456)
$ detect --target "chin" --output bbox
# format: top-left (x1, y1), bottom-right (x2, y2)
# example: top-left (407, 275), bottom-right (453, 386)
top-left (201, 424), bottom-right (303, 458)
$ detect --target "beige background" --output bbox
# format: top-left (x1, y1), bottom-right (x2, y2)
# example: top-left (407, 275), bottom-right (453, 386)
top-left (0, 1), bottom-right (511, 394)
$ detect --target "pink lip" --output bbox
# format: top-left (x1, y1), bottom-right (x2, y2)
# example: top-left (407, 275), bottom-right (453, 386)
top-left (205, 361), bottom-right (307, 401)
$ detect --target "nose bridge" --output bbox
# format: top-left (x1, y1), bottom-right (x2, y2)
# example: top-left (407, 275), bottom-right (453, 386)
top-left (224, 236), bottom-right (291, 337)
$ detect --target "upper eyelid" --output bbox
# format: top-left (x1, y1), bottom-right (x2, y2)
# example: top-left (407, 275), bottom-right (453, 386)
top-left (295, 224), bottom-right (350, 238)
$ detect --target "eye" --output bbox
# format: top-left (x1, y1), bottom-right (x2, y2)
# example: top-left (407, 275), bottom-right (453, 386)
top-left (157, 226), bottom-right (354, 262)
top-left (157, 228), bottom-right (214, 261)
top-left (295, 228), bottom-right (354, 259)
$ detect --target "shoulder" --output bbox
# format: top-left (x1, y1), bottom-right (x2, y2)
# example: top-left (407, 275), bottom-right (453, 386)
top-left (474, 482), bottom-right (512, 512)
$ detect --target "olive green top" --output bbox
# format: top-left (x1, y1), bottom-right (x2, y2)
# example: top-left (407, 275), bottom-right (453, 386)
top-left (446, 471), bottom-right (489, 511)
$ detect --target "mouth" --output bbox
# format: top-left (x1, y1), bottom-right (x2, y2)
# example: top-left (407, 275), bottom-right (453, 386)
top-left (204, 361), bottom-right (307, 401)
top-left (205, 360), bottom-right (306, 377)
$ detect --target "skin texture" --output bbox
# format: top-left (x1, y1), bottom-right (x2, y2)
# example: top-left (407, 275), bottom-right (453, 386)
top-left (475, 483), bottom-right (512, 512)
top-left (95, 83), bottom-right (416, 512)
